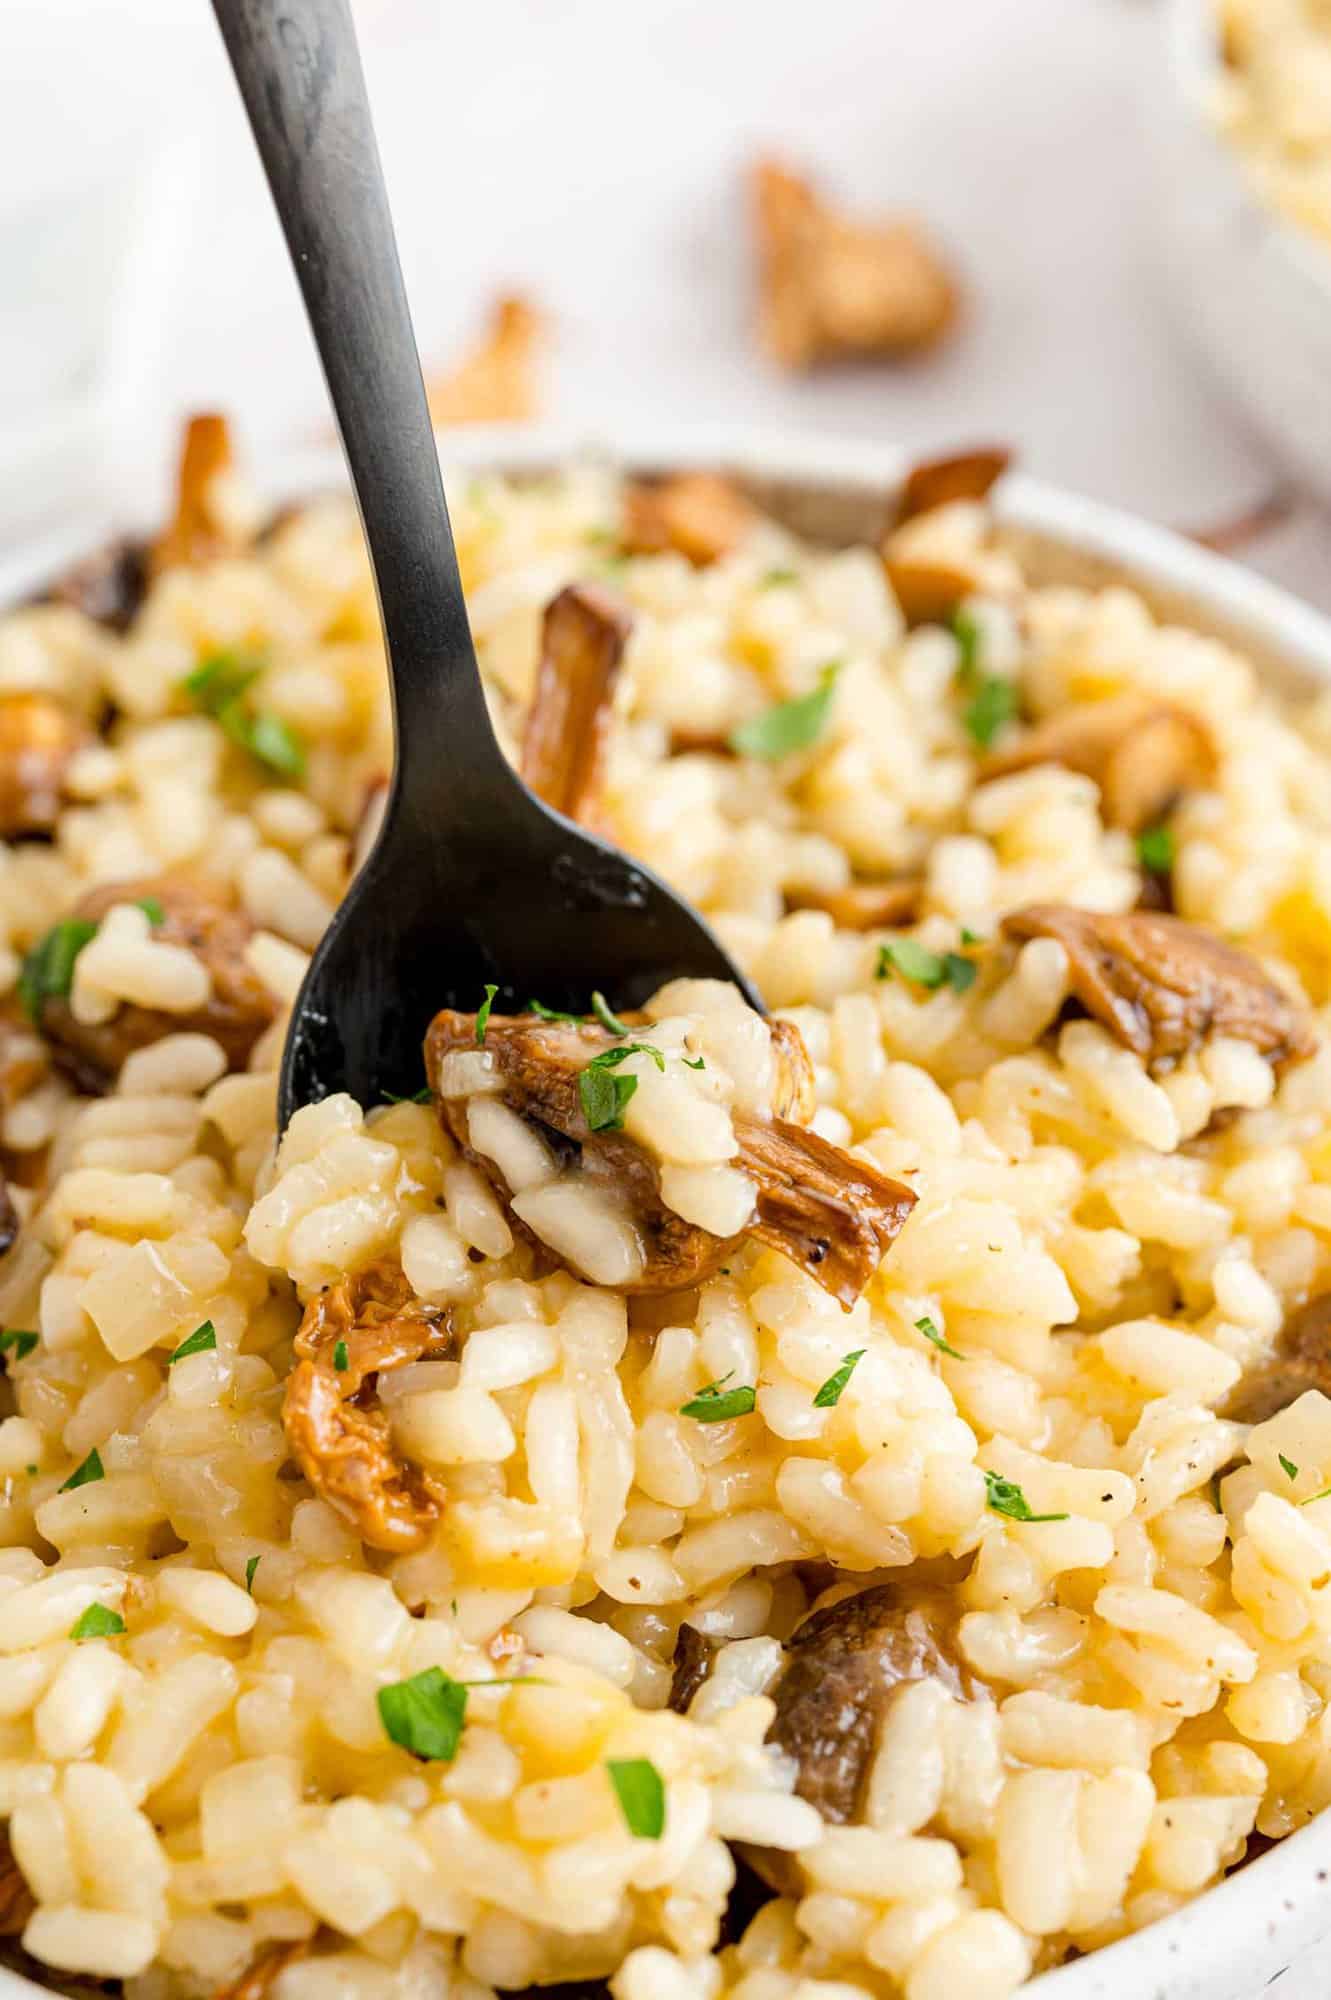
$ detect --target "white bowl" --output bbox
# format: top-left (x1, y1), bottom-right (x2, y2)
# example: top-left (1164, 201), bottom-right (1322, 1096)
top-left (3, 424), bottom-right (1331, 2000)
top-left (1158, 0), bottom-right (1331, 502)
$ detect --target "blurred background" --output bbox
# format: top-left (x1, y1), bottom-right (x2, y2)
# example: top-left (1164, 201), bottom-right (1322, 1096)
top-left (2, 0), bottom-right (1328, 605)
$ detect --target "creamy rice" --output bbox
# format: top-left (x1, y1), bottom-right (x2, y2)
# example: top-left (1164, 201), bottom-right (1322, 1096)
top-left (1213, 0), bottom-right (1331, 241)
top-left (1, 452), bottom-right (1331, 2000)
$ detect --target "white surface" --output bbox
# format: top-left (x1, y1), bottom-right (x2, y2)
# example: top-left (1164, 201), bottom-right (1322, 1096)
top-left (0, 0), bottom-right (1328, 607)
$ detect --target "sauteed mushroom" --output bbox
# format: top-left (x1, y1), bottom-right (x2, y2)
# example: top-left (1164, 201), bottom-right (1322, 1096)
top-left (621, 473), bottom-right (755, 567)
top-left (520, 585), bottom-right (631, 823)
top-left (0, 695), bottom-right (90, 841)
top-left (982, 695), bottom-right (1214, 834)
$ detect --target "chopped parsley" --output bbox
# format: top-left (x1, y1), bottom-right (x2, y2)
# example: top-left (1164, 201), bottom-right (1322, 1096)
top-left (382, 1086), bottom-right (432, 1104)
top-left (1136, 825), bottom-right (1174, 876)
top-left (951, 606), bottom-right (982, 681)
top-left (182, 651), bottom-right (307, 779)
top-left (244, 1555), bottom-right (260, 1594)
top-left (876, 938), bottom-right (977, 994)
top-left (962, 675), bottom-right (1020, 750)
top-left (1302, 1486), bottom-right (1331, 1506)
top-left (587, 1041), bottom-right (665, 1073)
top-left (579, 1065), bottom-right (638, 1132)
top-left (69, 1603), bottom-right (125, 1642)
top-left (1279, 1453), bottom-right (1299, 1483)
top-left (136, 897), bottom-right (165, 926)
top-left (916, 1314), bottom-right (965, 1360)
top-left (333, 1341), bottom-right (349, 1372)
top-left (680, 1376), bottom-right (756, 1422)
top-left (606, 1757), bottom-right (666, 1839)
top-left (683, 1055), bottom-right (706, 1070)
top-left (592, 991), bottom-right (630, 1037)
top-left (377, 1666), bottom-right (535, 1763)
top-left (168, 1320), bottom-right (217, 1365)
top-left (0, 1329), bottom-right (38, 1364)
top-left (761, 567), bottom-right (799, 588)
top-left (813, 1349), bottom-right (865, 1408)
top-left (476, 984), bottom-right (498, 1044)
top-left (17, 918), bottom-right (99, 1022)
top-left (728, 662), bottom-right (840, 761)
top-left (59, 1447), bottom-right (105, 1493)
top-left (378, 1666), bottom-right (469, 1763)
top-left (960, 927), bottom-right (984, 946)
top-left (983, 1469), bottom-right (1068, 1523)
top-left (527, 999), bottom-right (585, 1023)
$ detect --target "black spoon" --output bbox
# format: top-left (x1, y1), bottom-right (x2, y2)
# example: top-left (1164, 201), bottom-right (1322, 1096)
top-left (209, 0), bottom-right (757, 1127)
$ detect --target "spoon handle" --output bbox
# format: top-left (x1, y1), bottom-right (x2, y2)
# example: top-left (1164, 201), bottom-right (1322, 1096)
top-left (210, 0), bottom-right (496, 781)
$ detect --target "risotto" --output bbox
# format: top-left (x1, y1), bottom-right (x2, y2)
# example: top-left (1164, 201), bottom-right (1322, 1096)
top-left (1213, 0), bottom-right (1331, 243)
top-left (2, 430), bottom-right (1331, 2000)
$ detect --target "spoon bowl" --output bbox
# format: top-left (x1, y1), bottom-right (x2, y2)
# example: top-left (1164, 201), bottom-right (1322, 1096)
top-left (209, 0), bottom-right (755, 1128)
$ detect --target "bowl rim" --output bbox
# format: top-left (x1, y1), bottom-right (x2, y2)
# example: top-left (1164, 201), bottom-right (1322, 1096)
top-left (1163, 0), bottom-right (1331, 302)
top-left (3, 420), bottom-right (1331, 2000)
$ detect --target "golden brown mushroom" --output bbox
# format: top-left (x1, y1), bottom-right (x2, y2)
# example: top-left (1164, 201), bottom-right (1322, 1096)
top-left (785, 876), bottom-right (924, 931)
top-left (425, 295), bottom-right (543, 426)
top-left (38, 534), bottom-right (147, 631)
top-left (621, 472), bottom-right (756, 567)
top-left (751, 1583), bottom-right (984, 1891)
top-left (1002, 904), bottom-right (1314, 1076)
top-left (752, 158), bottom-right (958, 371)
top-left (0, 694), bottom-right (91, 841)
top-left (426, 1007), bottom-right (914, 1310)
top-left (520, 585), bottom-right (632, 823)
top-left (667, 1623), bottom-right (717, 1714)
top-left (982, 696), bottom-right (1215, 834)
top-left (0, 1830), bottom-right (33, 1938)
top-left (282, 1262), bottom-right (454, 1554)
top-left (35, 873), bottom-right (278, 1093)
top-left (1221, 1293), bottom-right (1331, 1427)
top-left (898, 447), bottom-right (1011, 524)
top-left (151, 412), bottom-right (238, 576)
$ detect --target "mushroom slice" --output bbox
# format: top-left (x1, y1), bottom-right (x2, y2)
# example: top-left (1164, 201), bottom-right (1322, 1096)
top-left (753, 1582), bottom-right (982, 1890)
top-left (1002, 904), bottom-right (1314, 1076)
top-left (425, 294), bottom-right (543, 426)
top-left (785, 876), bottom-right (924, 931)
top-left (899, 447), bottom-right (1011, 524)
top-left (151, 412), bottom-right (238, 576)
top-left (34, 872), bottom-right (278, 1093)
top-left (426, 1008), bottom-right (915, 1308)
top-left (751, 158), bottom-right (958, 371)
top-left (1221, 1293), bottom-right (1331, 1426)
top-left (38, 534), bottom-right (148, 631)
top-left (520, 585), bottom-right (632, 822)
top-left (982, 695), bottom-right (1215, 833)
top-left (768, 1017), bottom-right (817, 1123)
top-left (0, 1829), bottom-right (33, 1937)
top-left (282, 1262), bottom-right (454, 1554)
top-left (0, 694), bottom-right (91, 841)
top-left (211, 1939), bottom-right (311, 2000)
top-left (621, 472), bottom-right (755, 567)
top-left (668, 1622), bottom-right (717, 1714)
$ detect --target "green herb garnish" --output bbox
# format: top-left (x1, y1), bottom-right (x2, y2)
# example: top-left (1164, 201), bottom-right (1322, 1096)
top-left (876, 939), bottom-right (977, 993)
top-left (527, 999), bottom-right (585, 1023)
top-left (1279, 1453), bottom-right (1299, 1482)
top-left (960, 927), bottom-right (984, 946)
top-left (916, 1314), bottom-right (965, 1360)
top-left (951, 606), bottom-right (982, 683)
top-left (378, 1666), bottom-right (469, 1763)
top-left (963, 675), bottom-right (1019, 749)
top-left (761, 567), bottom-right (799, 588)
top-left (182, 651), bottom-right (306, 779)
top-left (586, 1042), bottom-right (665, 1073)
top-left (382, 1087), bottom-right (432, 1104)
top-left (476, 984), bottom-right (498, 1044)
top-left (69, 1604), bottom-right (125, 1642)
top-left (683, 1055), bottom-right (706, 1070)
top-left (1136, 825), bottom-right (1174, 876)
top-left (591, 991), bottom-right (630, 1037)
top-left (606, 1757), bottom-right (666, 1839)
top-left (728, 662), bottom-right (840, 761)
top-left (245, 1555), bottom-right (260, 1594)
top-left (168, 1320), bottom-right (217, 1365)
top-left (333, 1341), bottom-right (349, 1372)
top-left (579, 1065), bottom-right (638, 1132)
top-left (983, 1469), bottom-right (1068, 1523)
top-left (18, 918), bottom-right (99, 1022)
top-left (680, 1377), bottom-right (756, 1422)
top-left (59, 1448), bottom-right (104, 1493)
top-left (813, 1349), bottom-right (865, 1408)
top-left (0, 1330), bottom-right (38, 1364)
top-left (136, 897), bottom-right (165, 926)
